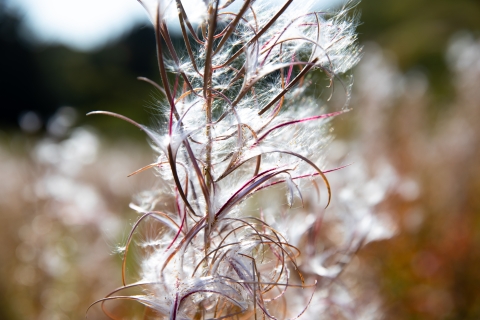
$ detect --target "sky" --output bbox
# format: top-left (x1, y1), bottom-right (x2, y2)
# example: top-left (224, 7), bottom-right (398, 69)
top-left (6, 0), bottom-right (344, 51)
top-left (6, 0), bottom-right (149, 50)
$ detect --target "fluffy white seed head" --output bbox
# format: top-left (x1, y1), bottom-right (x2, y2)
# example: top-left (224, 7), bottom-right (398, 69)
top-left (92, 0), bottom-right (364, 318)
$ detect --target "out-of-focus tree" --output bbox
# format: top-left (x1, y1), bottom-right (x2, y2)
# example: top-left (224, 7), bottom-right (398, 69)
top-left (0, 2), bottom-right (57, 129)
top-left (1, 2), bottom-right (158, 137)
top-left (358, 0), bottom-right (480, 102)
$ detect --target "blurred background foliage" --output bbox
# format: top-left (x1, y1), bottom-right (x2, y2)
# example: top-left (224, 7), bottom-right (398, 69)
top-left (1, 0), bottom-right (480, 319)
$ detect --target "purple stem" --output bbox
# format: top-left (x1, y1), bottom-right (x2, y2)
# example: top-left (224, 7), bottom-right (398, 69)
top-left (256, 110), bottom-right (348, 144)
